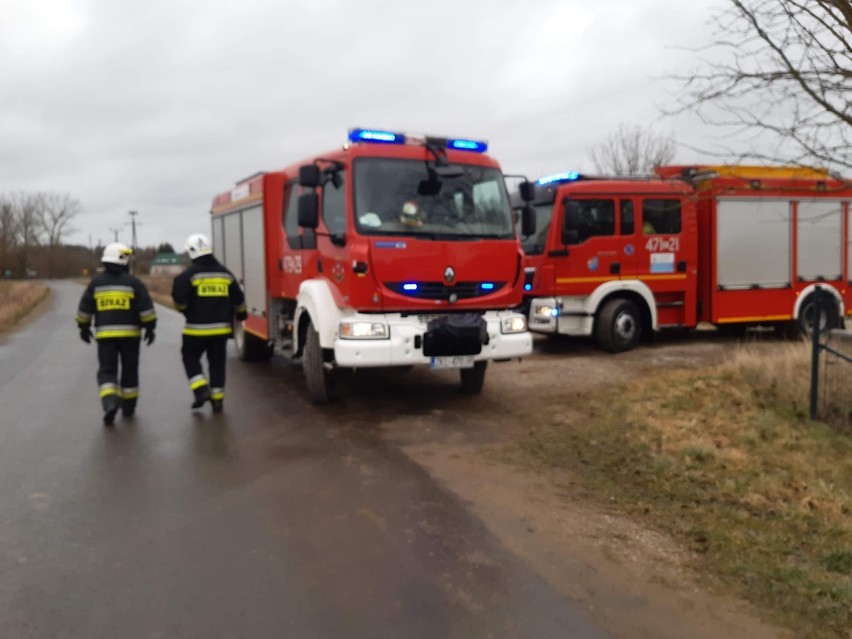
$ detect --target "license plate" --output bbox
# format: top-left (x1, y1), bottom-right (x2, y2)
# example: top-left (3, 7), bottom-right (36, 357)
top-left (430, 356), bottom-right (475, 369)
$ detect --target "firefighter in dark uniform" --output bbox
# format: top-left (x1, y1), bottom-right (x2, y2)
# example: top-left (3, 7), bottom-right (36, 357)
top-left (172, 233), bottom-right (246, 413)
top-left (76, 242), bottom-right (157, 425)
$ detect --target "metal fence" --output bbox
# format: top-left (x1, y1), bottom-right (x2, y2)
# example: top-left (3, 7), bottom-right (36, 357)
top-left (809, 287), bottom-right (852, 430)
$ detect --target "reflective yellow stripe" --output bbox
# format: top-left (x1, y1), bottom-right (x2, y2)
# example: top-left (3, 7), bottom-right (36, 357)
top-left (175, 303), bottom-right (188, 310)
top-left (183, 327), bottom-right (232, 336)
top-left (141, 315), bottom-right (157, 323)
top-left (121, 391), bottom-right (139, 399)
top-left (211, 391), bottom-right (224, 400)
top-left (556, 276), bottom-right (618, 284)
top-left (716, 314), bottom-right (793, 324)
top-left (96, 329), bottom-right (142, 338)
top-left (637, 274), bottom-right (688, 282)
top-left (76, 316), bottom-right (91, 325)
top-left (99, 387), bottom-right (120, 398)
top-left (190, 378), bottom-right (208, 390)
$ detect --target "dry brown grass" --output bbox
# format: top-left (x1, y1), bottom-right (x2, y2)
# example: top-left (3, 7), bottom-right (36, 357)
top-left (0, 281), bottom-right (50, 334)
top-left (514, 342), bottom-right (852, 638)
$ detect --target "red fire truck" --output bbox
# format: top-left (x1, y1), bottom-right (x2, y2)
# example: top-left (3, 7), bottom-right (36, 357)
top-left (210, 128), bottom-right (534, 402)
top-left (522, 165), bottom-right (851, 352)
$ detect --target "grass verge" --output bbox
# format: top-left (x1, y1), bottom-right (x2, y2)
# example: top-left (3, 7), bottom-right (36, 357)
top-left (510, 342), bottom-right (851, 639)
top-left (0, 280), bottom-right (50, 335)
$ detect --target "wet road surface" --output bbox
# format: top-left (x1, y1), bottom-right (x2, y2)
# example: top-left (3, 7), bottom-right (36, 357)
top-left (0, 281), bottom-right (610, 639)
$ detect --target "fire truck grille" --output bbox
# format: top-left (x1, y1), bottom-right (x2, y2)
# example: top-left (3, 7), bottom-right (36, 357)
top-left (384, 281), bottom-right (506, 300)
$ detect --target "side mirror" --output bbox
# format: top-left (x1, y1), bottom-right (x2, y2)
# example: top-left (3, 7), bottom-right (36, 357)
top-left (299, 164), bottom-right (322, 188)
top-left (518, 180), bottom-right (536, 202)
top-left (298, 192), bottom-right (319, 229)
top-left (521, 205), bottom-right (536, 237)
top-left (562, 227), bottom-right (579, 245)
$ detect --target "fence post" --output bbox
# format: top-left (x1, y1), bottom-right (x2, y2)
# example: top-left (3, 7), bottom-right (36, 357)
top-left (809, 286), bottom-right (822, 420)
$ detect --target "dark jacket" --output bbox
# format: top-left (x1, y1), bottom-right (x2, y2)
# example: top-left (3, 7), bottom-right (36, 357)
top-left (76, 264), bottom-right (157, 339)
top-left (171, 254), bottom-right (247, 337)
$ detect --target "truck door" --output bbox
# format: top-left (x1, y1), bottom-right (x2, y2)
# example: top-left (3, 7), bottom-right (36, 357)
top-left (617, 197), bottom-right (638, 278)
top-left (554, 197), bottom-right (620, 298)
top-left (629, 196), bottom-right (693, 326)
top-left (279, 180), bottom-right (315, 298)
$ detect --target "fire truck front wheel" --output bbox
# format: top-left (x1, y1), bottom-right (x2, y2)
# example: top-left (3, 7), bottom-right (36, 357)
top-left (596, 298), bottom-right (642, 353)
top-left (304, 321), bottom-right (334, 404)
top-left (460, 361), bottom-right (487, 395)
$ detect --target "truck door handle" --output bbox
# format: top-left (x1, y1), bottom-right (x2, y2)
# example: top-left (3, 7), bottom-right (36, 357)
top-left (610, 262), bottom-right (620, 275)
top-left (677, 261), bottom-right (686, 273)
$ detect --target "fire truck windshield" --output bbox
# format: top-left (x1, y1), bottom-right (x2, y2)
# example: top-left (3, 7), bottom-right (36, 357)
top-left (353, 158), bottom-right (514, 240)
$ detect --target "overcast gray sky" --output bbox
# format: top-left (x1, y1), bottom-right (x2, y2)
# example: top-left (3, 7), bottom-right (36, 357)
top-left (1, 0), bottom-right (727, 251)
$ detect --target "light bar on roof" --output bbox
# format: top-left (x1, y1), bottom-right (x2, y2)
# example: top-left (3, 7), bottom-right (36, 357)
top-left (348, 128), bottom-right (406, 145)
top-left (348, 129), bottom-right (487, 153)
top-left (537, 171), bottom-right (581, 185)
top-left (448, 138), bottom-right (488, 153)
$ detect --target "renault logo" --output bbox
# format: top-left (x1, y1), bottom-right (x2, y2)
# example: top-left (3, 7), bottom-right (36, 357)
top-left (443, 266), bottom-right (455, 283)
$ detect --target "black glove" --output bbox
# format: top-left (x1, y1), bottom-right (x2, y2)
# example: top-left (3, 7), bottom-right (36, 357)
top-left (144, 329), bottom-right (155, 346)
top-left (235, 310), bottom-right (247, 322)
top-left (79, 326), bottom-right (92, 344)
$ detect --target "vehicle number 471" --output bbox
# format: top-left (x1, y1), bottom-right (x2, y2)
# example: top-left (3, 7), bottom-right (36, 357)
top-left (645, 236), bottom-right (680, 252)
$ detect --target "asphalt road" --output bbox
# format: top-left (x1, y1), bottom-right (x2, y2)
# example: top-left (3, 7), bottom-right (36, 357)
top-left (0, 281), bottom-right (610, 639)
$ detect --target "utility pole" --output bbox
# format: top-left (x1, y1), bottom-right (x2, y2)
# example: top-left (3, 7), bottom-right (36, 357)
top-left (108, 227), bottom-right (120, 242)
top-left (128, 210), bottom-right (138, 252)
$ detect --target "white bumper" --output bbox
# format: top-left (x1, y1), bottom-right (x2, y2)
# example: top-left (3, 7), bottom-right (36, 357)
top-left (334, 310), bottom-right (532, 368)
top-left (528, 296), bottom-right (594, 336)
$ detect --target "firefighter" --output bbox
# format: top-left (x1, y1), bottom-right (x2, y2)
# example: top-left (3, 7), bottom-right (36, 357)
top-left (76, 242), bottom-right (157, 425)
top-left (172, 233), bottom-right (247, 413)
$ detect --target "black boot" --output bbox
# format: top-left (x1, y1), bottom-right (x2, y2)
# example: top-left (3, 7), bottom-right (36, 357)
top-left (121, 398), bottom-right (137, 418)
top-left (211, 399), bottom-right (223, 413)
top-left (191, 387), bottom-right (211, 409)
top-left (103, 395), bottom-right (121, 426)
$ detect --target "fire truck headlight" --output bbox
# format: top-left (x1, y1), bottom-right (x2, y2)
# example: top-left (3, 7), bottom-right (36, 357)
top-left (339, 321), bottom-right (389, 340)
top-left (535, 305), bottom-right (559, 318)
top-left (500, 316), bottom-right (527, 334)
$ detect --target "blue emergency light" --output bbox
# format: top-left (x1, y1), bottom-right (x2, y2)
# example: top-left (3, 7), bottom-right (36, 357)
top-left (349, 129), bottom-right (487, 153)
top-left (402, 283), bottom-right (419, 291)
top-left (348, 128), bottom-right (406, 145)
top-left (537, 171), bottom-right (582, 185)
top-left (524, 283), bottom-right (532, 291)
top-left (480, 282), bottom-right (495, 290)
top-left (448, 138), bottom-right (488, 153)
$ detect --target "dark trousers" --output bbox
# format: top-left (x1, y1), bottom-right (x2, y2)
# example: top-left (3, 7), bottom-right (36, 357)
top-left (181, 335), bottom-right (228, 401)
top-left (96, 338), bottom-right (141, 410)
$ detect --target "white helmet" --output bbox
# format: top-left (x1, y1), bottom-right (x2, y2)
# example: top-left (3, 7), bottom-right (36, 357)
top-left (102, 242), bottom-right (135, 266)
top-left (185, 233), bottom-right (213, 260)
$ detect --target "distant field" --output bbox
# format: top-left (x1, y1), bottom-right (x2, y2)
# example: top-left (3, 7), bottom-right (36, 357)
top-left (139, 275), bottom-right (174, 309)
top-left (0, 280), bottom-right (50, 334)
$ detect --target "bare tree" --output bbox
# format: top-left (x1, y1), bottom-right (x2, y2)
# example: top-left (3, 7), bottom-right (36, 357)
top-left (0, 196), bottom-right (18, 276)
top-left (671, 0), bottom-right (852, 173)
top-left (37, 192), bottom-right (80, 277)
top-left (590, 123), bottom-right (677, 176)
top-left (7, 192), bottom-right (42, 276)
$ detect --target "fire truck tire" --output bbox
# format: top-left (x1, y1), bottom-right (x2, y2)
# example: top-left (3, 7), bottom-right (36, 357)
top-left (596, 298), bottom-right (642, 353)
top-left (234, 322), bottom-right (272, 361)
top-left (460, 361), bottom-right (487, 394)
top-left (304, 321), bottom-right (333, 404)
top-left (796, 295), bottom-right (838, 336)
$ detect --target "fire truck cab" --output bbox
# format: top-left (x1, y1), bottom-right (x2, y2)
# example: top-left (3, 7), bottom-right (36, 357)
top-left (210, 129), bottom-right (533, 402)
top-left (523, 166), bottom-right (850, 352)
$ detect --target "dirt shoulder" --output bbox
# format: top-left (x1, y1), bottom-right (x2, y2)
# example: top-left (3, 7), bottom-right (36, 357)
top-left (336, 332), bottom-right (798, 639)
top-left (0, 280), bottom-right (51, 338)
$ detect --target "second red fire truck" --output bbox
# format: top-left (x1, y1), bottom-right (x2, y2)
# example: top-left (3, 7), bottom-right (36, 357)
top-left (521, 165), bottom-right (851, 351)
top-left (210, 128), bottom-right (534, 402)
